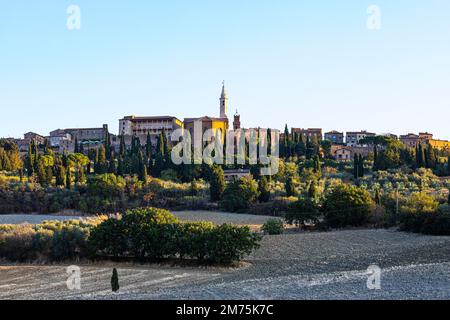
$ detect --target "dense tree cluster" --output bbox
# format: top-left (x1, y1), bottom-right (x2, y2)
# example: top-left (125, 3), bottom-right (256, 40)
top-left (0, 139), bottom-right (22, 172)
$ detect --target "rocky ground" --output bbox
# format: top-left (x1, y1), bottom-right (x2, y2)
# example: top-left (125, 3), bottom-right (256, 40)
top-left (0, 214), bottom-right (449, 300)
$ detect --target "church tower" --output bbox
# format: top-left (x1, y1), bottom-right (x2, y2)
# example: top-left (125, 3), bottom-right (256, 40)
top-left (220, 81), bottom-right (228, 118)
top-left (233, 110), bottom-right (241, 130)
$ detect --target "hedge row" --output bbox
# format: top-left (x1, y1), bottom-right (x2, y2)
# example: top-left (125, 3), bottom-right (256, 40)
top-left (88, 208), bottom-right (261, 264)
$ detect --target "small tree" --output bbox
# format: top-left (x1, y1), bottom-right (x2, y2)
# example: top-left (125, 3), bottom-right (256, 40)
top-left (322, 184), bottom-right (374, 228)
top-left (220, 176), bottom-right (259, 212)
top-left (258, 176), bottom-right (271, 202)
top-left (285, 177), bottom-right (297, 197)
top-left (308, 180), bottom-right (318, 200)
top-left (209, 165), bottom-right (225, 202)
top-left (111, 268), bottom-right (119, 292)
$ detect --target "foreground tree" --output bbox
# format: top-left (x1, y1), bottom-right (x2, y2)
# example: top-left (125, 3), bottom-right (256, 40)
top-left (258, 176), bottom-right (271, 202)
top-left (322, 184), bottom-right (374, 228)
top-left (111, 268), bottom-right (119, 292)
top-left (220, 176), bottom-right (259, 212)
top-left (209, 165), bottom-right (225, 201)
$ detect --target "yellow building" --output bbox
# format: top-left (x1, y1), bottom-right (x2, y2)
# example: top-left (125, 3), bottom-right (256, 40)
top-left (428, 139), bottom-right (450, 151)
top-left (183, 116), bottom-right (229, 142)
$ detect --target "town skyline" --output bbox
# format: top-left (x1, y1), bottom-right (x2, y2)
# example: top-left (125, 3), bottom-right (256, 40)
top-left (3, 82), bottom-right (449, 143)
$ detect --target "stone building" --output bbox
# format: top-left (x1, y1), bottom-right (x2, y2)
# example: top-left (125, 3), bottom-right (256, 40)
top-left (291, 128), bottom-right (323, 141)
top-left (50, 125), bottom-right (109, 142)
top-left (324, 131), bottom-right (344, 144)
top-left (400, 133), bottom-right (420, 148)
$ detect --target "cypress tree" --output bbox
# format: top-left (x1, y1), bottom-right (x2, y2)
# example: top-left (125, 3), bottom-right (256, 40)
top-left (258, 176), bottom-right (271, 203)
top-left (74, 137), bottom-right (79, 153)
top-left (138, 151), bottom-right (147, 181)
top-left (108, 155), bottom-right (117, 175)
top-left (285, 177), bottom-right (297, 197)
top-left (145, 132), bottom-right (153, 158)
top-left (96, 145), bottom-right (107, 174)
top-left (117, 156), bottom-right (124, 176)
top-left (111, 268), bottom-right (119, 292)
top-left (313, 155), bottom-right (322, 175)
top-left (119, 135), bottom-right (126, 158)
top-left (447, 156), bottom-right (450, 176)
top-left (209, 165), bottom-right (225, 201)
top-left (36, 159), bottom-right (47, 186)
top-left (45, 166), bottom-right (53, 186)
top-left (375, 188), bottom-right (381, 205)
top-left (308, 180), bottom-right (317, 200)
top-left (373, 145), bottom-right (378, 171)
top-left (66, 167), bottom-right (72, 189)
top-left (358, 154), bottom-right (364, 177)
top-left (27, 142), bottom-right (34, 177)
top-left (353, 154), bottom-right (359, 179)
top-left (56, 165), bottom-right (66, 187)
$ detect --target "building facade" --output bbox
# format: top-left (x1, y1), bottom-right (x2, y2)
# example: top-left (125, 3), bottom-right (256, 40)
top-left (119, 116), bottom-right (183, 145)
top-left (291, 128), bottom-right (323, 141)
top-left (333, 147), bottom-right (352, 161)
top-left (50, 125), bottom-right (109, 142)
top-left (400, 132), bottom-right (435, 149)
top-left (400, 133), bottom-right (420, 148)
top-left (345, 131), bottom-right (376, 146)
top-left (324, 131), bottom-right (344, 144)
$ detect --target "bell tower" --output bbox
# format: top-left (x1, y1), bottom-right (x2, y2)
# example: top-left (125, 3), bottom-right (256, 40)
top-left (233, 110), bottom-right (241, 130)
top-left (220, 81), bottom-right (228, 118)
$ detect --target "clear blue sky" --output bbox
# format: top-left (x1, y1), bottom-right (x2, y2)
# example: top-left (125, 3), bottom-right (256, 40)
top-left (1, 0), bottom-right (449, 139)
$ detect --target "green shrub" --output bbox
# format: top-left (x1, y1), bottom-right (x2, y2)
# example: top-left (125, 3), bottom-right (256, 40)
top-left (399, 192), bottom-right (441, 234)
top-left (322, 184), bottom-right (374, 228)
top-left (220, 176), bottom-right (259, 212)
top-left (0, 217), bottom-right (105, 262)
top-left (203, 224), bottom-right (261, 264)
top-left (420, 204), bottom-right (450, 235)
top-left (209, 165), bottom-right (225, 202)
top-left (261, 219), bottom-right (284, 235)
top-left (0, 224), bottom-right (36, 261)
top-left (89, 207), bottom-right (261, 264)
top-left (285, 198), bottom-right (320, 226)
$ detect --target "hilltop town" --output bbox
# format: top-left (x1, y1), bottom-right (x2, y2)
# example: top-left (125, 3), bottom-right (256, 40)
top-left (9, 83), bottom-right (450, 163)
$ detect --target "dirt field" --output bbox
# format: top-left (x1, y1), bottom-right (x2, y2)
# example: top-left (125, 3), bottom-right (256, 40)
top-left (1, 227), bottom-right (449, 300)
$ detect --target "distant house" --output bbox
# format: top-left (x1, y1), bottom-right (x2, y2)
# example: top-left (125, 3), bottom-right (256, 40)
top-left (291, 128), bottom-right (323, 141)
top-left (428, 139), bottom-right (450, 151)
top-left (324, 131), bottom-right (344, 144)
top-left (15, 132), bottom-right (46, 153)
top-left (345, 131), bottom-right (376, 146)
top-left (223, 169), bottom-right (251, 182)
top-left (332, 147), bottom-right (352, 161)
top-left (400, 133), bottom-right (420, 148)
top-left (400, 132), bottom-right (434, 148)
top-left (50, 124), bottom-right (109, 142)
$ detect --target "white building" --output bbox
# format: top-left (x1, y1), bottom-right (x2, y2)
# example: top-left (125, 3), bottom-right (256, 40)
top-left (346, 131), bottom-right (376, 147)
